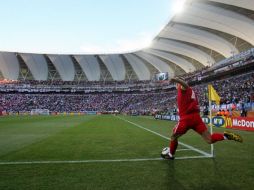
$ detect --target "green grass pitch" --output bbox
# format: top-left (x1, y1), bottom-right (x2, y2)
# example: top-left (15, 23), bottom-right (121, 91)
top-left (0, 115), bottom-right (253, 190)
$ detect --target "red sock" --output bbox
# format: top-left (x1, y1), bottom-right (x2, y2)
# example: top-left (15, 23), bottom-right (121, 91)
top-left (211, 133), bottom-right (225, 143)
top-left (169, 140), bottom-right (178, 155)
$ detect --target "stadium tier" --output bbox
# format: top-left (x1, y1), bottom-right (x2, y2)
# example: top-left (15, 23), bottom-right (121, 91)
top-left (0, 65), bottom-right (253, 116)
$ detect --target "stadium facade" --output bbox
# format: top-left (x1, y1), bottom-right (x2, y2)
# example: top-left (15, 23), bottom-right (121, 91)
top-left (0, 0), bottom-right (254, 82)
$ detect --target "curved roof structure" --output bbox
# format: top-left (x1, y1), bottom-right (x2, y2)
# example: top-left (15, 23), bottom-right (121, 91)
top-left (158, 24), bottom-right (239, 58)
top-left (99, 54), bottom-right (126, 81)
top-left (74, 55), bottom-right (101, 81)
top-left (20, 53), bottom-right (48, 80)
top-left (172, 1), bottom-right (254, 46)
top-left (0, 52), bottom-right (19, 80)
top-left (135, 51), bottom-right (175, 77)
top-left (0, 0), bottom-right (253, 81)
top-left (47, 55), bottom-right (75, 81)
top-left (144, 49), bottom-right (196, 73)
top-left (123, 54), bottom-right (151, 80)
top-left (152, 38), bottom-right (215, 66)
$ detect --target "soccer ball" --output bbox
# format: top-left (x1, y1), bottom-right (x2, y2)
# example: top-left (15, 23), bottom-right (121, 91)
top-left (161, 147), bottom-right (170, 156)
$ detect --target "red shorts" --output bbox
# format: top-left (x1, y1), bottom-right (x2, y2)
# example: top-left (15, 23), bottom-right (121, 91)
top-left (173, 113), bottom-right (207, 136)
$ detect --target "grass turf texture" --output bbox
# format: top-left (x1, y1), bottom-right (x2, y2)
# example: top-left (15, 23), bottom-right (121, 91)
top-left (0, 115), bottom-right (253, 190)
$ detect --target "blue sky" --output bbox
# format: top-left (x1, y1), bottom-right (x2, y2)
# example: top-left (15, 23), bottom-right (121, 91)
top-left (0, 0), bottom-right (178, 54)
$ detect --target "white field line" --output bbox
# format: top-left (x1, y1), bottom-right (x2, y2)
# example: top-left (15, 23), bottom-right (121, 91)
top-left (0, 155), bottom-right (213, 165)
top-left (176, 149), bottom-right (192, 152)
top-left (0, 149), bottom-right (191, 165)
top-left (117, 116), bottom-right (211, 157)
top-left (0, 158), bottom-right (162, 165)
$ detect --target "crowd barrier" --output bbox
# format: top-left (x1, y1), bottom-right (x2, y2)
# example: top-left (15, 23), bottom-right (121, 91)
top-left (155, 114), bottom-right (254, 132)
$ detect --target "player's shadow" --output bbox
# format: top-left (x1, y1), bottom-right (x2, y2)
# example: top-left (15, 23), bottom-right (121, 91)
top-left (163, 161), bottom-right (187, 190)
top-left (163, 158), bottom-right (229, 190)
top-left (210, 158), bottom-right (229, 189)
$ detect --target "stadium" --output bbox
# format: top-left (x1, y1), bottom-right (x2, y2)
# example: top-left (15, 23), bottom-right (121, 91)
top-left (0, 0), bottom-right (254, 189)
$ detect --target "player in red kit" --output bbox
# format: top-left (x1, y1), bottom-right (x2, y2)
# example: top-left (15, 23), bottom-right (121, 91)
top-left (161, 77), bottom-right (243, 160)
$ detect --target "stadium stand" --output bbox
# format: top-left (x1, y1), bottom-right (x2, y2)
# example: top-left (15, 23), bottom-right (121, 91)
top-left (0, 58), bottom-right (253, 116)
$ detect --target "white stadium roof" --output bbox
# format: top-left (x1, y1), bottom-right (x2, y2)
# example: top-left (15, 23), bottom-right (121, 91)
top-left (0, 0), bottom-right (254, 81)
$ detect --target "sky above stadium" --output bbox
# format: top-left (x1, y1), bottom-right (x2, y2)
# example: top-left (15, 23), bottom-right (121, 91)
top-left (0, 0), bottom-right (184, 54)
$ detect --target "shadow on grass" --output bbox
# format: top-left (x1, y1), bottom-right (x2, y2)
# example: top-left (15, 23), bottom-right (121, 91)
top-left (165, 160), bottom-right (187, 190)
top-left (162, 158), bottom-right (234, 190)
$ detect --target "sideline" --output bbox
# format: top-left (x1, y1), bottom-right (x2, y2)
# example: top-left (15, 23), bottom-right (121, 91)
top-left (0, 155), bottom-right (212, 165)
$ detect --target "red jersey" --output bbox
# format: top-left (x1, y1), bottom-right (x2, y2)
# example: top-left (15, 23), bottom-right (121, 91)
top-left (177, 86), bottom-right (200, 117)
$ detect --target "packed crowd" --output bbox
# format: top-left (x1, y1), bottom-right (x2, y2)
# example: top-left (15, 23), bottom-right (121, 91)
top-left (0, 79), bottom-right (153, 86)
top-left (0, 91), bottom-right (174, 114)
top-left (0, 71), bottom-right (253, 115)
top-left (194, 72), bottom-right (254, 107)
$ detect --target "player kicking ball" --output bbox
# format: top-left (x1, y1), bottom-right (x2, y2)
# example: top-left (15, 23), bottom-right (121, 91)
top-left (161, 77), bottom-right (243, 160)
